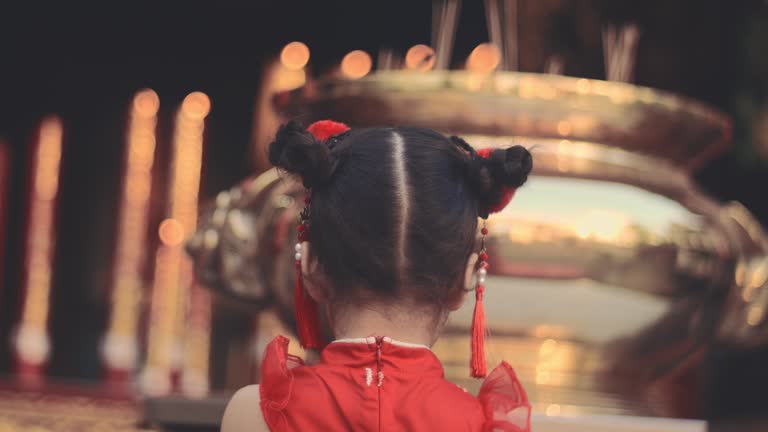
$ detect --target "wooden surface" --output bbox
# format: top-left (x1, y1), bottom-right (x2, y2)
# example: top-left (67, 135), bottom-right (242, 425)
top-left (0, 379), bottom-right (152, 432)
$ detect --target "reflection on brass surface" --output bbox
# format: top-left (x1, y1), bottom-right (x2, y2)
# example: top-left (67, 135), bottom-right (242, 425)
top-left (285, 72), bottom-right (732, 170)
top-left (188, 72), bottom-right (767, 417)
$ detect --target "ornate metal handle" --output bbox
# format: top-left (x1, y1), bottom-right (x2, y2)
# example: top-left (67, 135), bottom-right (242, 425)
top-left (717, 202), bottom-right (768, 346)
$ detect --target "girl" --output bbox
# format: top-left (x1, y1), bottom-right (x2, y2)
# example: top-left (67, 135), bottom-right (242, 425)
top-left (222, 120), bottom-right (532, 431)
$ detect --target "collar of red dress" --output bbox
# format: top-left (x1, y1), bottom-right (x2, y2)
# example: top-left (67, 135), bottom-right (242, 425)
top-left (320, 336), bottom-right (444, 376)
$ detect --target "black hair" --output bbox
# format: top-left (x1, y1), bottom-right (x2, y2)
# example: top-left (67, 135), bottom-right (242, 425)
top-left (269, 120), bottom-right (532, 306)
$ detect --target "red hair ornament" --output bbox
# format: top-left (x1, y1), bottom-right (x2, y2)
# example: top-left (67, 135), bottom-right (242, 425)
top-left (475, 148), bottom-right (518, 214)
top-left (470, 148), bottom-right (520, 378)
top-left (307, 120), bottom-right (350, 141)
top-left (292, 120), bottom-right (351, 350)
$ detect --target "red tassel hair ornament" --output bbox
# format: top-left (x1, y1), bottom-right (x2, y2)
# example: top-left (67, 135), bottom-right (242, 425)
top-left (294, 195), bottom-right (323, 350)
top-left (448, 140), bottom-right (524, 377)
top-left (471, 220), bottom-right (490, 378)
top-left (470, 148), bottom-right (519, 378)
top-left (292, 120), bottom-right (350, 350)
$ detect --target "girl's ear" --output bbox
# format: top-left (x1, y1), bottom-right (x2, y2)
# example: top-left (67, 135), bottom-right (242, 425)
top-left (301, 242), bottom-right (331, 303)
top-left (464, 252), bottom-right (479, 291)
top-left (447, 253), bottom-right (478, 311)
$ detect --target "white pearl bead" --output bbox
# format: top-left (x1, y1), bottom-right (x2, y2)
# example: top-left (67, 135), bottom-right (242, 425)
top-left (295, 243), bottom-right (302, 252)
top-left (478, 268), bottom-right (487, 278)
top-left (295, 253), bottom-right (302, 261)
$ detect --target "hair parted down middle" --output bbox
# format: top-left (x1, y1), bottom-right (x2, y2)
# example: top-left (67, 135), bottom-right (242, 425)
top-left (268, 120), bottom-right (532, 306)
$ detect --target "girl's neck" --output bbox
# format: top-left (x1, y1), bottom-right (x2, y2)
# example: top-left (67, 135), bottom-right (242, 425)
top-left (331, 303), bottom-right (441, 347)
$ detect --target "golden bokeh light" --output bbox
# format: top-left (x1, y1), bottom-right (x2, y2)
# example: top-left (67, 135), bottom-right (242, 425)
top-left (747, 305), bottom-right (764, 326)
top-left (125, 176), bottom-right (151, 205)
top-left (16, 115), bottom-right (64, 371)
top-left (158, 218), bottom-right (185, 246)
top-left (576, 78), bottom-right (591, 94)
top-left (539, 338), bottom-right (558, 357)
top-left (466, 43), bottom-right (501, 74)
top-left (181, 92), bottom-right (211, 120)
top-left (34, 117), bottom-right (63, 201)
top-left (143, 91), bottom-right (208, 394)
top-left (573, 210), bottom-right (631, 242)
top-left (280, 41), bottom-right (310, 70)
top-left (748, 261), bottom-right (768, 289)
top-left (133, 89), bottom-right (160, 118)
top-left (557, 120), bottom-right (573, 136)
top-left (272, 64), bottom-right (307, 92)
top-left (128, 135), bottom-right (156, 167)
top-left (341, 50), bottom-right (372, 79)
top-left (545, 404), bottom-right (562, 416)
top-left (535, 367), bottom-right (551, 384)
top-left (405, 44), bottom-right (436, 72)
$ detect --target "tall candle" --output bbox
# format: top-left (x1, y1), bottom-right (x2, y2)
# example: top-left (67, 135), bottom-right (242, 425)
top-left (142, 92), bottom-right (209, 396)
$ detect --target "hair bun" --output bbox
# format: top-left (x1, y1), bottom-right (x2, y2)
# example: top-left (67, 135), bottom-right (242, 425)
top-left (468, 145), bottom-right (533, 218)
top-left (483, 145), bottom-right (532, 188)
top-left (268, 120), bottom-right (336, 188)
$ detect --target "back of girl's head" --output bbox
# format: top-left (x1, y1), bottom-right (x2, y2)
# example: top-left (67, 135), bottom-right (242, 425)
top-left (269, 120), bottom-right (532, 308)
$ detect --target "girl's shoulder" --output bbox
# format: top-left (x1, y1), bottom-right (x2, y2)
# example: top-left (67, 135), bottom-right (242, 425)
top-left (221, 385), bottom-right (269, 432)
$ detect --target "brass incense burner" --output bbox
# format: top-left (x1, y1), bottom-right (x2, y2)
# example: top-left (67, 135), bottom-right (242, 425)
top-left (188, 71), bottom-right (768, 417)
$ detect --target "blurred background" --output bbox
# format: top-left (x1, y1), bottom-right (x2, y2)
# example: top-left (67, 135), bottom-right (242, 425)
top-left (1, 1), bottom-right (768, 430)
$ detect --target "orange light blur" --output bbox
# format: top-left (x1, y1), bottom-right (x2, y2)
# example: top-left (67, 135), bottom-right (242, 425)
top-left (133, 89), bottom-right (160, 117)
top-left (180, 92), bottom-right (211, 120)
top-left (280, 41), bottom-right (310, 70)
top-left (572, 210), bottom-right (631, 243)
top-left (747, 306), bottom-right (764, 326)
top-left (466, 43), bottom-right (501, 74)
top-left (576, 78), bottom-right (591, 94)
top-left (143, 92), bottom-right (210, 396)
top-left (181, 281), bottom-right (212, 398)
top-left (103, 89), bottom-right (161, 374)
top-left (16, 116), bottom-right (64, 370)
top-left (271, 63), bottom-right (307, 92)
top-left (34, 118), bottom-right (63, 201)
top-left (545, 404), bottom-right (562, 416)
top-left (556, 120), bottom-right (573, 136)
top-left (405, 44), bottom-right (436, 72)
top-left (158, 218), bottom-right (185, 246)
top-left (157, 219), bottom-right (184, 246)
top-left (341, 50), bottom-right (372, 79)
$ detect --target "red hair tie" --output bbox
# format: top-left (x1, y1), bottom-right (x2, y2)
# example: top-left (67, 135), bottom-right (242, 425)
top-left (476, 148), bottom-right (518, 214)
top-left (307, 120), bottom-right (350, 142)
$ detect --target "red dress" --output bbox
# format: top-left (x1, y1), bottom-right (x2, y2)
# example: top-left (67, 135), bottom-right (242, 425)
top-left (259, 336), bottom-right (531, 431)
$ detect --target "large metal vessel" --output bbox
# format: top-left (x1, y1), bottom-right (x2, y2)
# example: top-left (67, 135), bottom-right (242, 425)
top-left (187, 71), bottom-right (768, 417)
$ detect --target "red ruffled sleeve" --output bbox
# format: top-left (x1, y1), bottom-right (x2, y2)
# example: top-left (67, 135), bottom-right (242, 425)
top-left (259, 336), bottom-right (304, 430)
top-left (478, 361), bottom-right (531, 432)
